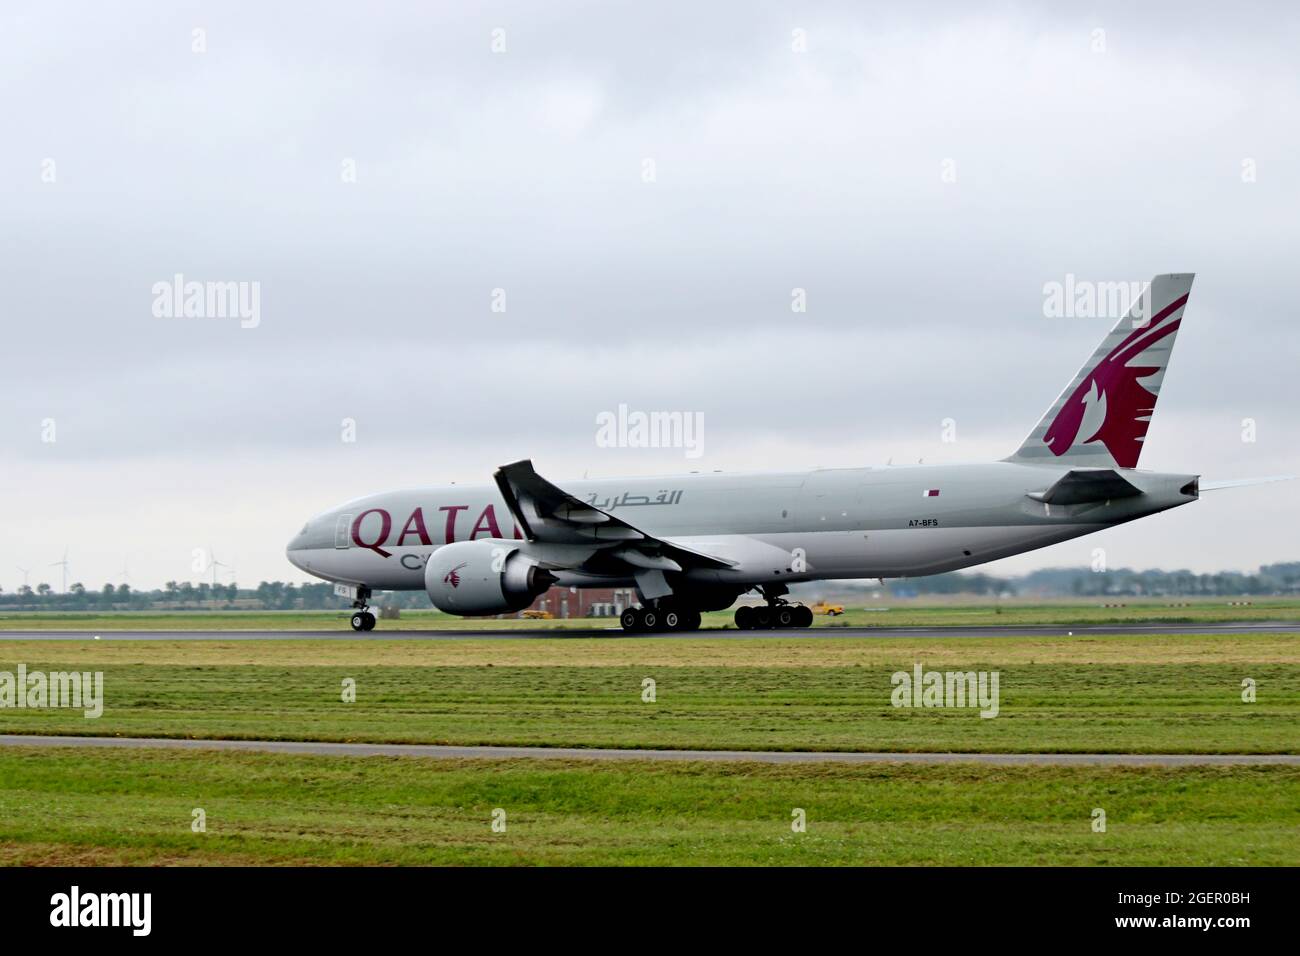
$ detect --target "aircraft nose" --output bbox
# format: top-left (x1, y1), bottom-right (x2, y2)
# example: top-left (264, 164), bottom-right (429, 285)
top-left (286, 523), bottom-right (311, 571)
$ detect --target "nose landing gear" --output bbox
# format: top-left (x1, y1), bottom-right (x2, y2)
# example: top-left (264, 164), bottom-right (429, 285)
top-left (348, 586), bottom-right (376, 632)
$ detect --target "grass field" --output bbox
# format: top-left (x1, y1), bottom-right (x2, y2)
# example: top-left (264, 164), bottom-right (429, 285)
top-left (3, 596), bottom-right (1299, 631)
top-left (0, 634), bottom-right (1295, 753)
top-left (0, 747), bottom-right (1295, 865)
top-left (2, 628), bottom-right (1296, 866)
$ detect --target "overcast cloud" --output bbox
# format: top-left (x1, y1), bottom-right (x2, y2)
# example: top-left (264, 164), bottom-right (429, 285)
top-left (3, 1), bottom-right (1298, 590)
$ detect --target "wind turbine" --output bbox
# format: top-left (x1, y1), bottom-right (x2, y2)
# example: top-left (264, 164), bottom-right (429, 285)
top-left (17, 566), bottom-right (30, 589)
top-left (119, 558), bottom-right (131, 586)
top-left (209, 546), bottom-right (231, 587)
top-left (50, 548), bottom-right (69, 594)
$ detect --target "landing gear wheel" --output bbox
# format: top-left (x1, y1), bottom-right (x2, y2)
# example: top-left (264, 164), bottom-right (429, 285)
top-left (794, 605), bottom-right (814, 628)
top-left (663, 609), bottom-right (682, 631)
top-left (735, 606), bottom-right (755, 630)
top-left (348, 585), bottom-right (375, 632)
top-left (776, 606), bottom-right (795, 628)
top-left (640, 608), bottom-right (659, 632)
top-left (683, 610), bottom-right (702, 631)
top-left (753, 606), bottom-right (773, 629)
top-left (620, 608), bottom-right (641, 633)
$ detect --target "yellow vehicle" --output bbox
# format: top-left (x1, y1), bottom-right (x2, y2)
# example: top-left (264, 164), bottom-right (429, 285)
top-left (811, 602), bottom-right (844, 616)
top-left (520, 609), bottom-right (554, 620)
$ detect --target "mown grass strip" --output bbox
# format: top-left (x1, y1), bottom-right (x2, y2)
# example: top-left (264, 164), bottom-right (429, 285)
top-left (0, 747), bottom-right (1294, 865)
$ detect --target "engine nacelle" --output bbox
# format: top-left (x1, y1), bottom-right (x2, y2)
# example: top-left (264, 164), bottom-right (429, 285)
top-left (424, 539), bottom-right (556, 616)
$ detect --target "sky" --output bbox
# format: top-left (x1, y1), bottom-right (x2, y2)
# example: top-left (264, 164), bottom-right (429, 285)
top-left (3, 0), bottom-right (1299, 592)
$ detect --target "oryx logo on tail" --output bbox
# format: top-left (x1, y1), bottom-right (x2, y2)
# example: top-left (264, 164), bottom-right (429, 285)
top-left (1009, 274), bottom-right (1195, 470)
top-left (1043, 294), bottom-right (1187, 467)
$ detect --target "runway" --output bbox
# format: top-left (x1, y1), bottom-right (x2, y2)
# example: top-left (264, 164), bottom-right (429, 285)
top-left (0, 622), bottom-right (1298, 640)
top-left (0, 734), bottom-right (1293, 765)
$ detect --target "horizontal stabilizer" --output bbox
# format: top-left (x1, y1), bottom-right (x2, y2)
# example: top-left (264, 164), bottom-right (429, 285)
top-left (1029, 469), bottom-right (1143, 505)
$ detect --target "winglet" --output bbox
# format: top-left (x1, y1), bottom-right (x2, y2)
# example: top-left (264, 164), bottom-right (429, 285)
top-left (493, 459), bottom-right (621, 543)
top-left (493, 461), bottom-right (535, 540)
top-left (493, 459), bottom-right (736, 568)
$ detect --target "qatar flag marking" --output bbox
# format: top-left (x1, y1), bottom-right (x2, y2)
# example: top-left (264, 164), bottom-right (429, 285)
top-left (923, 489), bottom-right (940, 497)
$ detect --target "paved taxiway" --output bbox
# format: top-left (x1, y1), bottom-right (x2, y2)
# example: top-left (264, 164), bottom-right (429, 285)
top-left (0, 734), bottom-right (1293, 765)
top-left (0, 622), bottom-right (1297, 640)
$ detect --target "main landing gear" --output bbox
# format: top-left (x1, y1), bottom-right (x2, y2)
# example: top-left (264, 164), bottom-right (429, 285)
top-left (733, 604), bottom-right (813, 629)
top-left (349, 586), bottom-right (376, 632)
top-left (733, 586), bottom-right (814, 630)
top-left (620, 604), bottom-right (702, 633)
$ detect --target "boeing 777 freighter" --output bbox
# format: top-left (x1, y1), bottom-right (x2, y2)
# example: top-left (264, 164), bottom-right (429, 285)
top-left (286, 273), bottom-right (1288, 631)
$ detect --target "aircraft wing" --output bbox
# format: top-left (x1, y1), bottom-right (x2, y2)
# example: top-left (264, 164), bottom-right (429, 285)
top-left (1028, 468), bottom-right (1144, 505)
top-left (493, 459), bottom-right (735, 572)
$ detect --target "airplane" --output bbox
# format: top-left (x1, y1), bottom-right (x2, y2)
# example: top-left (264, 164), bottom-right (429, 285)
top-left (286, 273), bottom-right (1289, 632)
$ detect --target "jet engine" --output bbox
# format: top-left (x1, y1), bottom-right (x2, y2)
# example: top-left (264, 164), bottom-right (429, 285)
top-left (425, 539), bottom-right (556, 615)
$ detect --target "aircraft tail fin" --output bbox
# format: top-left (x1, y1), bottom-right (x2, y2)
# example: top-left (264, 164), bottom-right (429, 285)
top-left (1007, 273), bottom-right (1195, 470)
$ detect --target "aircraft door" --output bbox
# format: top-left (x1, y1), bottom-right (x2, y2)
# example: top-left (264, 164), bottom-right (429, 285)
top-left (335, 514), bottom-right (353, 549)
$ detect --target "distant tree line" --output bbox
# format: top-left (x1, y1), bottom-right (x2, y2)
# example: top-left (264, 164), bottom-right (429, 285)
top-left (0, 581), bottom-right (432, 612)
top-left (1018, 562), bottom-right (1300, 597)
top-left (5, 561), bottom-right (1300, 611)
top-left (859, 561), bottom-right (1300, 598)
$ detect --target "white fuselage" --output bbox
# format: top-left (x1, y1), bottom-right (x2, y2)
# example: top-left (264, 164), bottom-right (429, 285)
top-left (286, 461), bottom-right (1197, 593)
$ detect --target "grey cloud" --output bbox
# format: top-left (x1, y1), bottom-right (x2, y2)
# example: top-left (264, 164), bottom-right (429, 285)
top-left (2, 1), bottom-right (1298, 586)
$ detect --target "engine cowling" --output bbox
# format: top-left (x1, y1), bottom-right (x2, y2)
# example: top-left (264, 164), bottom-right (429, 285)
top-left (425, 539), bottom-right (556, 615)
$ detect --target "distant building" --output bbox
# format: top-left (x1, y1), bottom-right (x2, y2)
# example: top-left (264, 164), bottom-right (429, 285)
top-left (523, 586), bottom-right (637, 618)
